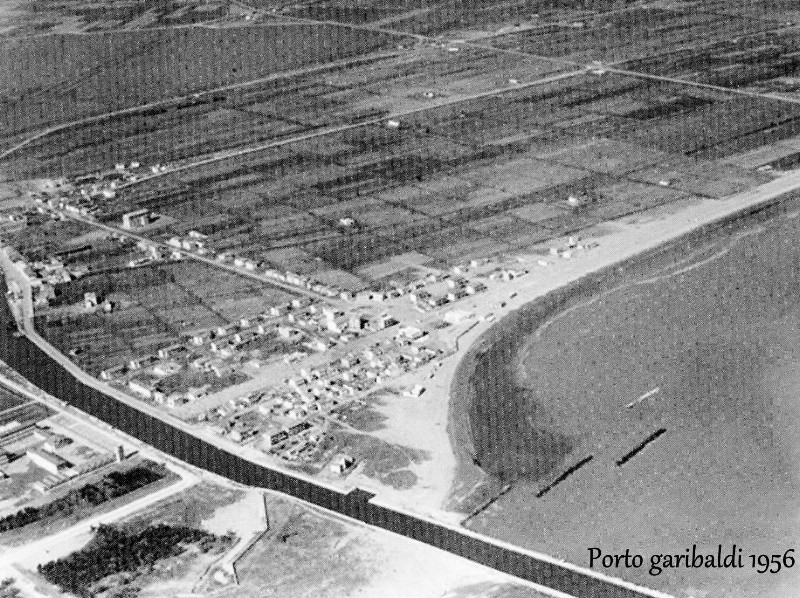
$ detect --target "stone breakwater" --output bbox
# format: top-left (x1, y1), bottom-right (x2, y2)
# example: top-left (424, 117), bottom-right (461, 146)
top-left (448, 189), bottom-right (800, 488)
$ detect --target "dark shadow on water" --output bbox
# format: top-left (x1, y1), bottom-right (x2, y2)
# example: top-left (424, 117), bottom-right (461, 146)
top-left (470, 358), bottom-right (573, 483)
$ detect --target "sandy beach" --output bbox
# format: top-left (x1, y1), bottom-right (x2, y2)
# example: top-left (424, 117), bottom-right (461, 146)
top-left (331, 169), bottom-right (800, 530)
top-left (441, 169), bottom-right (800, 511)
top-left (443, 172), bottom-right (800, 598)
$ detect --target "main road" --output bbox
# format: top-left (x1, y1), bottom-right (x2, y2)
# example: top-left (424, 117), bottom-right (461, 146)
top-left (111, 66), bottom-right (583, 191)
top-left (0, 463), bottom-right (198, 569)
top-left (0, 49), bottom-right (403, 162)
top-left (62, 212), bottom-right (334, 302)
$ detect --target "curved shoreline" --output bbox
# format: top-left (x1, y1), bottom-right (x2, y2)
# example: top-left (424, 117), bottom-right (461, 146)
top-left (447, 177), bottom-right (800, 508)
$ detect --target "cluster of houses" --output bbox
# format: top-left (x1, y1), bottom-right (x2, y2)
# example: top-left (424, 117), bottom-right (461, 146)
top-left (25, 173), bottom-right (347, 303)
top-left (195, 324), bottom-right (442, 466)
top-left (0, 207), bottom-right (32, 234)
top-left (407, 274), bottom-right (488, 311)
top-left (278, 331), bottom-right (438, 422)
top-left (2, 208), bottom-right (165, 312)
top-left (162, 232), bottom-right (346, 299)
top-left (1, 247), bottom-right (89, 309)
top-left (126, 239), bottom-right (169, 268)
top-left (345, 269), bottom-right (490, 314)
top-left (200, 389), bottom-right (325, 463)
top-left (0, 420), bottom-right (121, 496)
top-left (26, 162), bottom-right (167, 223)
top-left (486, 267), bottom-right (529, 281)
top-left (105, 296), bottom-right (405, 410)
top-left (547, 236), bottom-right (599, 260)
top-left (29, 173), bottom-right (122, 219)
top-left (259, 265), bottom-right (342, 299)
top-left (166, 230), bottom-right (210, 256)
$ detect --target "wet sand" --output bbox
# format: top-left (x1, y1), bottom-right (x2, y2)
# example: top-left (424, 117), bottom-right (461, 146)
top-left (456, 200), bottom-right (800, 597)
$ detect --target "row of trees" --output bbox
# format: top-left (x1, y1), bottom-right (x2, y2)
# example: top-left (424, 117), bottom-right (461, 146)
top-left (38, 524), bottom-right (217, 598)
top-left (0, 464), bottom-right (165, 533)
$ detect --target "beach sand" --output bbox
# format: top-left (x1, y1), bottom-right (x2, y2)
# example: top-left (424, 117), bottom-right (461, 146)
top-left (350, 171), bottom-right (800, 532)
top-left (455, 187), bottom-right (800, 597)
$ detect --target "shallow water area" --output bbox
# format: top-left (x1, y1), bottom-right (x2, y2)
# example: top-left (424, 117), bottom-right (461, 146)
top-left (467, 212), bottom-right (800, 598)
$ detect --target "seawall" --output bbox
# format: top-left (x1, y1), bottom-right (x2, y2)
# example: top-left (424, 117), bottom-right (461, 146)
top-left (0, 276), bottom-right (667, 598)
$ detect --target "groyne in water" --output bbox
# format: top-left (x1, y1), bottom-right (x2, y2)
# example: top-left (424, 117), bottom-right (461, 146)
top-left (0, 283), bottom-right (663, 597)
top-left (451, 189), bottom-right (800, 485)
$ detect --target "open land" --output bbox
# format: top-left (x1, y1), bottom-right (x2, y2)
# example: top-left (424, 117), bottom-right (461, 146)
top-left (211, 487), bottom-right (551, 598)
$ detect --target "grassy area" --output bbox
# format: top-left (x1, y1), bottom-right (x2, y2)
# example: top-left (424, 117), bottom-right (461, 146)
top-left (302, 426), bottom-right (429, 490)
top-left (121, 482), bottom-right (244, 531)
top-left (222, 500), bottom-right (369, 598)
top-left (0, 386), bottom-right (25, 412)
top-left (39, 523), bottom-right (232, 598)
top-left (0, 579), bottom-right (20, 598)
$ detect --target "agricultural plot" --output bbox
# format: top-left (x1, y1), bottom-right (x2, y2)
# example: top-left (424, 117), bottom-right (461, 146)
top-left (2, 4), bottom-right (800, 597)
top-left (3, 43), bottom-right (561, 177)
top-left (629, 157), bottom-right (773, 199)
top-left (0, 385), bottom-right (26, 412)
top-left (620, 30), bottom-right (800, 99)
top-left (0, 400), bottom-right (50, 431)
top-left (275, 0), bottom-right (532, 33)
top-left (91, 64), bottom-right (788, 280)
top-left (489, 6), bottom-right (784, 65)
top-left (1, 217), bottom-right (97, 263)
top-left (35, 260), bottom-right (296, 374)
top-left (0, 0), bottom-right (232, 38)
top-left (4, 1), bottom-right (800, 300)
top-left (0, 22), bottom-right (395, 143)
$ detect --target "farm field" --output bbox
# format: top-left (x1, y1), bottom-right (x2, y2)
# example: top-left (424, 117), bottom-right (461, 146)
top-left (488, 4), bottom-right (791, 65)
top-left (3, 2), bottom-right (800, 445)
top-left (6, 1), bottom-right (800, 179)
top-left (0, 0), bottom-right (234, 38)
top-left (77, 69), bottom-right (789, 280)
top-left (4, 1), bottom-right (800, 291)
top-left (0, 43), bottom-right (566, 178)
top-left (34, 259), bottom-right (296, 375)
top-left (0, 21), bottom-right (395, 148)
top-left (0, 385), bottom-right (26, 412)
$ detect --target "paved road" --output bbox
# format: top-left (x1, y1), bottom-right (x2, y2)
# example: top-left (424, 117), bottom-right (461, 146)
top-left (4, 19), bottom-right (233, 42)
top-left (19, 170), bottom-right (800, 596)
top-left (110, 27), bottom-right (800, 188)
top-left (605, 65), bottom-right (800, 106)
top-left (17, 305), bottom-right (346, 494)
top-left (22, 169), bottom-right (800, 598)
top-left (114, 68), bottom-right (583, 190)
top-left (62, 212), bottom-right (333, 302)
top-left (0, 49), bottom-right (402, 162)
top-left (1, 7), bottom-right (583, 169)
top-left (4, 3), bottom-right (798, 168)
top-left (0, 463), bottom-right (197, 569)
top-left (2, 322), bottom-right (671, 598)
